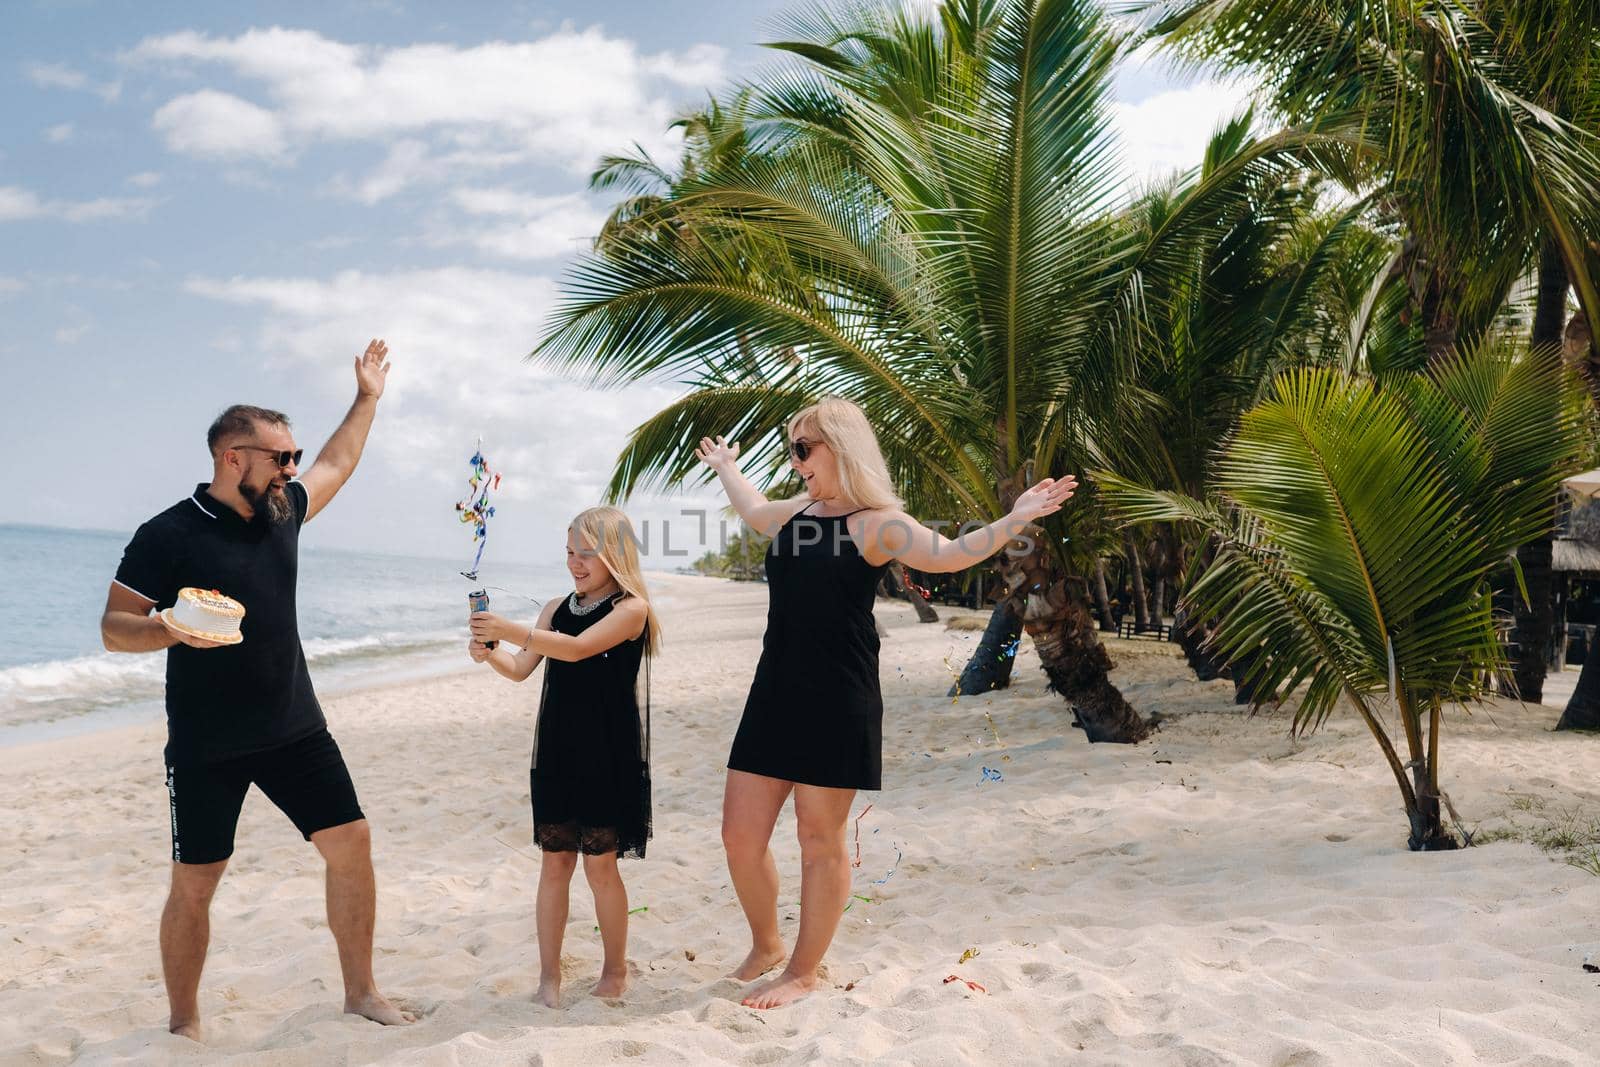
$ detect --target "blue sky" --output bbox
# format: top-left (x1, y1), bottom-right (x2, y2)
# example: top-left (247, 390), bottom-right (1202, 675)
top-left (1, 0), bottom-right (1244, 569)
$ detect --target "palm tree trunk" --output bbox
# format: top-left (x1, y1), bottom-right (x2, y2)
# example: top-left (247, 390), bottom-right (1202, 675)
top-left (1148, 576), bottom-right (1166, 629)
top-left (1230, 644), bottom-right (1272, 705)
top-left (1172, 604), bottom-right (1229, 682)
top-left (1122, 530), bottom-right (1150, 632)
top-left (1512, 239), bottom-right (1571, 704)
top-left (1401, 690), bottom-right (1457, 851)
top-left (1001, 539), bottom-right (1150, 743)
top-left (1025, 581), bottom-right (1151, 742)
top-left (948, 599), bottom-right (1021, 696)
top-left (1557, 642), bottom-right (1600, 730)
top-left (882, 562), bottom-right (938, 623)
top-left (1091, 558), bottom-right (1115, 631)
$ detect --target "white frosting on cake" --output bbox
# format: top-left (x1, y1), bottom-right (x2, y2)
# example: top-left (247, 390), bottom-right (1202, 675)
top-left (171, 587), bottom-right (245, 638)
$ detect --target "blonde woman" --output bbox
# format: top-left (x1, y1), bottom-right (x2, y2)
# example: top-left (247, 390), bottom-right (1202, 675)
top-left (695, 396), bottom-right (1075, 1009)
top-left (468, 506), bottom-right (661, 1007)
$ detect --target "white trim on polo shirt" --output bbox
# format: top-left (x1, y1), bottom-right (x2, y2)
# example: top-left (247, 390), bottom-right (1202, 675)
top-left (111, 578), bottom-right (157, 604)
top-left (189, 494), bottom-right (217, 519)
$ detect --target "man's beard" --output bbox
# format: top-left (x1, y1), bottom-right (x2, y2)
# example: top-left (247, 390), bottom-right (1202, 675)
top-left (241, 481), bottom-right (294, 525)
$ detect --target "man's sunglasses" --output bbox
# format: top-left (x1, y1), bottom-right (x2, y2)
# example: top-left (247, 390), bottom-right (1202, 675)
top-left (233, 445), bottom-right (305, 468)
top-left (791, 438), bottom-right (821, 462)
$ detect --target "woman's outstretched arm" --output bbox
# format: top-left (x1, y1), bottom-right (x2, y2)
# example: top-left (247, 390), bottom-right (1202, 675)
top-left (861, 476), bottom-right (1079, 572)
top-left (694, 435), bottom-right (807, 536)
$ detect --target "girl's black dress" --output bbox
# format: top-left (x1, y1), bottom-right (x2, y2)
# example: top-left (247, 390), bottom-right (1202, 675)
top-left (728, 501), bottom-right (889, 790)
top-left (531, 592), bottom-right (651, 857)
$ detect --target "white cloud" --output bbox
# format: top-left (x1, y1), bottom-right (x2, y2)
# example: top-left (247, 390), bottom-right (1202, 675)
top-left (54, 323), bottom-right (92, 344)
top-left (126, 171), bottom-right (163, 188)
top-left (182, 267), bottom-right (716, 559)
top-left (25, 61), bottom-right (120, 101)
top-left (44, 123), bottom-right (74, 143)
top-left (26, 61), bottom-right (88, 90)
top-left (0, 185), bottom-right (154, 223)
top-left (1110, 79), bottom-right (1258, 187)
top-left (152, 89), bottom-right (289, 160)
top-left (125, 26), bottom-right (720, 179)
top-left (436, 188), bottom-right (608, 261)
top-left (333, 139), bottom-right (434, 204)
top-left (0, 277), bottom-right (25, 295)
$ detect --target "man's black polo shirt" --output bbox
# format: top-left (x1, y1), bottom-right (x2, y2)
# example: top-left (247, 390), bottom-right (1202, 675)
top-left (115, 481), bottom-right (324, 765)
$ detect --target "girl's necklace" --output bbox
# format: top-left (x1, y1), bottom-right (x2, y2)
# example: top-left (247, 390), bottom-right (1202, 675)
top-left (568, 589), bottom-right (620, 616)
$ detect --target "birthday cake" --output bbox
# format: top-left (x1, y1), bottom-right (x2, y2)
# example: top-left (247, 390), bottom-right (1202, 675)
top-left (163, 587), bottom-right (246, 644)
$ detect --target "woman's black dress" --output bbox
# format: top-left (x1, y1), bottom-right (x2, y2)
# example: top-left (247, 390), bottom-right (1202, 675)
top-left (531, 592), bottom-right (651, 857)
top-left (728, 502), bottom-right (890, 790)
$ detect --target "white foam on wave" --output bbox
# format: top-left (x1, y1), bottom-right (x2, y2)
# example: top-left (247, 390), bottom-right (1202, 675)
top-left (0, 627), bottom-right (465, 728)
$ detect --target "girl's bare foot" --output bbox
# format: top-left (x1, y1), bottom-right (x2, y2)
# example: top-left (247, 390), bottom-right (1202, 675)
top-left (730, 943), bottom-right (786, 982)
top-left (741, 969), bottom-right (818, 1010)
top-left (344, 991), bottom-right (415, 1026)
top-left (536, 977), bottom-right (561, 1009)
top-left (591, 967), bottom-right (628, 999)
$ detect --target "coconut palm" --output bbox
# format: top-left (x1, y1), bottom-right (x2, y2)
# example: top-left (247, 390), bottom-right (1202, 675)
top-left (1101, 342), bottom-right (1588, 849)
top-left (532, 0), bottom-right (1362, 741)
top-left (1101, 112), bottom-right (1399, 686)
top-left (1134, 0), bottom-right (1600, 703)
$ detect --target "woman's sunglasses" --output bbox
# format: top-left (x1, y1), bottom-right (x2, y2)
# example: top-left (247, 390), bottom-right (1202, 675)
top-left (791, 438), bottom-right (820, 462)
top-left (234, 445), bottom-right (305, 468)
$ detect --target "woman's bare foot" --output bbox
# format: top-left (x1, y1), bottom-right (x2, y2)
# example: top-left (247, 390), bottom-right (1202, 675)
top-left (591, 967), bottom-right (628, 999)
top-left (344, 991), bottom-right (415, 1026)
top-left (730, 943), bottom-right (786, 982)
top-left (536, 976), bottom-right (562, 1009)
top-left (741, 969), bottom-right (818, 1010)
top-left (169, 1018), bottom-right (203, 1042)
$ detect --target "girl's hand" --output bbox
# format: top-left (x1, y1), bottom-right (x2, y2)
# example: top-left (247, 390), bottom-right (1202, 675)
top-left (467, 638), bottom-right (492, 663)
top-left (1009, 475), bottom-right (1079, 524)
top-left (694, 435), bottom-right (741, 473)
top-left (469, 611), bottom-right (515, 645)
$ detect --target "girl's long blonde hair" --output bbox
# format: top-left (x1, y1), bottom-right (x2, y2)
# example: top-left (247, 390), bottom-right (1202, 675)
top-left (787, 396), bottom-right (903, 511)
top-left (570, 505), bottom-right (662, 655)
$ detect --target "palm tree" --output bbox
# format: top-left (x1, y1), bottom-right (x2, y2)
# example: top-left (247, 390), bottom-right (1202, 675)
top-left (532, 0), bottom-right (1363, 742)
top-left (1102, 342), bottom-right (1588, 849)
top-left (1101, 112), bottom-right (1398, 687)
top-left (1134, 0), bottom-right (1600, 703)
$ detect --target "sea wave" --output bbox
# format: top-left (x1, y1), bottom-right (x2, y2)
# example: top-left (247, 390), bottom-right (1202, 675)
top-left (0, 628), bottom-right (465, 729)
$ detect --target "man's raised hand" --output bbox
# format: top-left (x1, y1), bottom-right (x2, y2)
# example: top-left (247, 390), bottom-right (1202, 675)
top-left (355, 338), bottom-right (390, 400)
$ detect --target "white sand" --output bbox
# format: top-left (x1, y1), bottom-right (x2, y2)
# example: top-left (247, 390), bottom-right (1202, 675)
top-left (3, 572), bottom-right (1598, 1065)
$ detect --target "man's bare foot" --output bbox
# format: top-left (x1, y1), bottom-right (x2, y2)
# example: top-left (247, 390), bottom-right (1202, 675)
top-left (741, 969), bottom-right (818, 1010)
top-left (169, 1019), bottom-right (203, 1042)
top-left (344, 991), bottom-right (415, 1026)
top-left (536, 977), bottom-right (561, 1009)
top-left (730, 943), bottom-right (786, 982)
top-left (591, 968), bottom-right (627, 999)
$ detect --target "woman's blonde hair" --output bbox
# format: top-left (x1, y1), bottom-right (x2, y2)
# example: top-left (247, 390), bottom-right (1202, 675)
top-left (786, 396), bottom-right (903, 511)
top-left (570, 505), bottom-right (662, 655)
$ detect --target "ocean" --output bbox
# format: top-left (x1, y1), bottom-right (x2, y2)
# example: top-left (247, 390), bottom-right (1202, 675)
top-left (0, 523), bottom-right (571, 745)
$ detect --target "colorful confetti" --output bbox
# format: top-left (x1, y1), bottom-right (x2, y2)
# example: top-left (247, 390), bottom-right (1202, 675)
top-left (903, 575), bottom-right (935, 601)
top-left (455, 439), bottom-right (501, 580)
top-left (872, 846), bottom-right (903, 887)
top-left (852, 803), bottom-right (874, 868)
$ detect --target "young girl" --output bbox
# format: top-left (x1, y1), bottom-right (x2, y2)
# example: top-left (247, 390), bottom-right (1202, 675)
top-left (467, 506), bottom-right (660, 1007)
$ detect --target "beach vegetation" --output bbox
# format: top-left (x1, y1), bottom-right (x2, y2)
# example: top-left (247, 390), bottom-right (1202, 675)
top-left (1102, 341), bottom-right (1589, 848)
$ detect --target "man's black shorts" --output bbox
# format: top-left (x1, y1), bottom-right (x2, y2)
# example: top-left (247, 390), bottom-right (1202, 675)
top-left (164, 728), bottom-right (364, 864)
